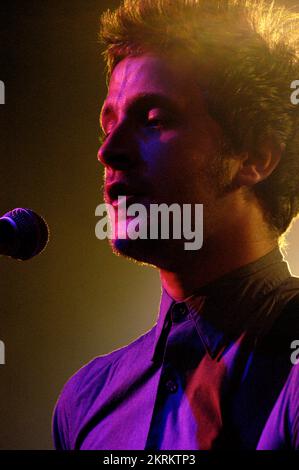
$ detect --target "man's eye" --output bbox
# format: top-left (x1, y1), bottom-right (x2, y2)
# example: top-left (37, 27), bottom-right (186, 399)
top-left (144, 108), bottom-right (170, 129)
top-left (147, 118), bottom-right (164, 128)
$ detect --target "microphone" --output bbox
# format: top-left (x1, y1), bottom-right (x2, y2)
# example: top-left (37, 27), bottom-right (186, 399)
top-left (0, 208), bottom-right (49, 260)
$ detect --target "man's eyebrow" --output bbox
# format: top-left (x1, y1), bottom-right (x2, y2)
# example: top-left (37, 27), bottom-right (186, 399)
top-left (100, 92), bottom-right (181, 126)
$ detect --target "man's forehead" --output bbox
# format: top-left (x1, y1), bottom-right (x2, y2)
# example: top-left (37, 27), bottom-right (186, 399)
top-left (104, 54), bottom-right (201, 111)
top-left (109, 54), bottom-right (177, 87)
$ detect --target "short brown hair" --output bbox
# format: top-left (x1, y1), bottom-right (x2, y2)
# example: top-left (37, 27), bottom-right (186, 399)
top-left (99, 0), bottom-right (299, 235)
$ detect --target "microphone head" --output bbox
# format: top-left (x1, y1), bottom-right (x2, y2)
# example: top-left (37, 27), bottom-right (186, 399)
top-left (1, 208), bottom-right (49, 260)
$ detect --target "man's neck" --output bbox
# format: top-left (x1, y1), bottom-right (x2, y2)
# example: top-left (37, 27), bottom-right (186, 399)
top-left (159, 238), bottom-right (279, 302)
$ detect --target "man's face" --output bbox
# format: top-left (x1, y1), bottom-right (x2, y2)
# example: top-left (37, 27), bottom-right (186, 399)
top-left (98, 54), bottom-right (230, 269)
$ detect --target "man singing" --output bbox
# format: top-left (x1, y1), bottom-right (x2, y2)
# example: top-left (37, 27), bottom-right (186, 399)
top-left (53, 0), bottom-right (299, 449)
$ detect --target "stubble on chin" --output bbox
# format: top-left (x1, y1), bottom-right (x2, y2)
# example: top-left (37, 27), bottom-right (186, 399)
top-left (108, 236), bottom-right (193, 271)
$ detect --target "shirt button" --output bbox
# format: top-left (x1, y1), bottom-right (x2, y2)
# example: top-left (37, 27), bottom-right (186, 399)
top-left (165, 379), bottom-right (178, 393)
top-left (171, 303), bottom-right (188, 323)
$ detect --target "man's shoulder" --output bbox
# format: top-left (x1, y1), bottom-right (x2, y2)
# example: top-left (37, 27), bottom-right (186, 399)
top-left (277, 273), bottom-right (299, 295)
top-left (52, 325), bottom-right (156, 449)
top-left (271, 274), bottom-right (299, 328)
top-left (59, 324), bottom-right (156, 398)
top-left (257, 274), bottom-right (299, 352)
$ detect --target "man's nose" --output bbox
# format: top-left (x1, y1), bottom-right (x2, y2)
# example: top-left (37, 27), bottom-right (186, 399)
top-left (97, 123), bottom-right (137, 171)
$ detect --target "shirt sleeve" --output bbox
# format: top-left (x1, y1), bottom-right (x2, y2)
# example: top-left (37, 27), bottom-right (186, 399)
top-left (52, 377), bottom-right (76, 450)
top-left (51, 363), bottom-right (90, 450)
top-left (256, 364), bottom-right (299, 450)
top-left (51, 353), bottom-right (118, 450)
top-left (52, 395), bottom-right (70, 450)
top-left (290, 364), bottom-right (299, 449)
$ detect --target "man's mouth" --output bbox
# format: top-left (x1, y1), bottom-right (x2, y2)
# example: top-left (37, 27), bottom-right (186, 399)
top-left (111, 195), bottom-right (143, 208)
top-left (105, 182), bottom-right (144, 207)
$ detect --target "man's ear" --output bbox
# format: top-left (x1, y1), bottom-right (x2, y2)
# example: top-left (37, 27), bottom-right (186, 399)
top-left (234, 139), bottom-right (283, 187)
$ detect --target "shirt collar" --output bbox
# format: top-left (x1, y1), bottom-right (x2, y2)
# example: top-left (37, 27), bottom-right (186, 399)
top-left (151, 246), bottom-right (291, 363)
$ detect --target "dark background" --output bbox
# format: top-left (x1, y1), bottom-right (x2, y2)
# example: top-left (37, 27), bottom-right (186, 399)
top-left (0, 0), bottom-right (298, 449)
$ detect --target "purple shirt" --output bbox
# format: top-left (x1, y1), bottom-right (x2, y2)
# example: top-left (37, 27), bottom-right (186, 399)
top-left (52, 248), bottom-right (299, 449)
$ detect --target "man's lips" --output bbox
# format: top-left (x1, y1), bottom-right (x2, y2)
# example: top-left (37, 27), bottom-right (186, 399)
top-left (105, 182), bottom-right (145, 206)
top-left (110, 195), bottom-right (144, 208)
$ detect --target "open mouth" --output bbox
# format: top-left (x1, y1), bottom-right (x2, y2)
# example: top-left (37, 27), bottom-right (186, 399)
top-left (111, 195), bottom-right (144, 209)
top-left (106, 182), bottom-right (143, 206)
